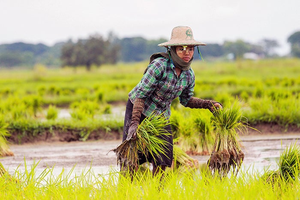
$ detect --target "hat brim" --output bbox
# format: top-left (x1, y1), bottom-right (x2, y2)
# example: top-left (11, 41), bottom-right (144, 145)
top-left (158, 40), bottom-right (206, 47)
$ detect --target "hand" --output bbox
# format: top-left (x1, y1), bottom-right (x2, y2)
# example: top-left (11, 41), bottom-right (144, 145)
top-left (213, 102), bottom-right (223, 110)
top-left (209, 102), bottom-right (223, 113)
top-left (126, 122), bottom-right (138, 141)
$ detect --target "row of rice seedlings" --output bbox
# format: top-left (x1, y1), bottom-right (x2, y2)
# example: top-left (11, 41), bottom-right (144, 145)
top-left (246, 95), bottom-right (300, 127)
top-left (6, 115), bottom-right (124, 143)
top-left (1, 161), bottom-right (300, 199)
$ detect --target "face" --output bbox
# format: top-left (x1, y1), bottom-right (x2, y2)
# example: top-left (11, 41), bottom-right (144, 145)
top-left (175, 46), bottom-right (194, 62)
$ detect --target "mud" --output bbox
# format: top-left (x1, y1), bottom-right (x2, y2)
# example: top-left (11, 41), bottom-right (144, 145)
top-left (2, 134), bottom-right (300, 176)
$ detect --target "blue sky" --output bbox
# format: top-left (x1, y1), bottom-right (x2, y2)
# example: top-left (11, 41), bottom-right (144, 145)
top-left (1, 0), bottom-right (299, 55)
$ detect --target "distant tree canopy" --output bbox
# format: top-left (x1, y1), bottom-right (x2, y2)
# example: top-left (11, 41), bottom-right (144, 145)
top-left (199, 43), bottom-right (224, 58)
top-left (288, 31), bottom-right (300, 58)
top-left (60, 34), bottom-right (120, 70)
top-left (120, 37), bottom-right (166, 62)
top-left (0, 42), bottom-right (60, 67)
top-left (0, 32), bottom-right (290, 68)
top-left (223, 40), bottom-right (264, 59)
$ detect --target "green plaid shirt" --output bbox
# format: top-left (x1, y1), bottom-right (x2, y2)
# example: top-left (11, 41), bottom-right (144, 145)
top-left (129, 57), bottom-right (195, 119)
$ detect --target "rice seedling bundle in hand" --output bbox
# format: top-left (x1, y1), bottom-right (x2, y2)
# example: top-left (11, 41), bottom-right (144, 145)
top-left (113, 113), bottom-right (171, 170)
top-left (207, 103), bottom-right (247, 177)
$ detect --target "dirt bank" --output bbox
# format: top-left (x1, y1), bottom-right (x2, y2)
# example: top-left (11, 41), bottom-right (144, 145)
top-left (7, 123), bottom-right (300, 145)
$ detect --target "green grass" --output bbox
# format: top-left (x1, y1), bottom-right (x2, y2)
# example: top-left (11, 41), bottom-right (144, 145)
top-left (1, 161), bottom-right (300, 199)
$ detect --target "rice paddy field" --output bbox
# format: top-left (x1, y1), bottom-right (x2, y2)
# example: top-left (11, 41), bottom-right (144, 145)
top-left (1, 58), bottom-right (300, 199)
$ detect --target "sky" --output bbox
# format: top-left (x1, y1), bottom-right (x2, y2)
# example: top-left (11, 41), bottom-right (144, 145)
top-left (1, 0), bottom-right (300, 55)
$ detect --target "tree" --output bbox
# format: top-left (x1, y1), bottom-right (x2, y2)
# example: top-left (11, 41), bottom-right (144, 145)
top-left (60, 33), bottom-right (119, 70)
top-left (60, 40), bottom-right (76, 67)
top-left (287, 31), bottom-right (300, 58)
top-left (120, 37), bottom-right (147, 62)
top-left (223, 40), bottom-right (252, 59)
top-left (259, 39), bottom-right (280, 57)
top-left (199, 43), bottom-right (224, 58)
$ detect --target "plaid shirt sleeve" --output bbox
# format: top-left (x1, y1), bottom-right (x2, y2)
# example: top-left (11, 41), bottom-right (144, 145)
top-left (131, 59), bottom-right (165, 99)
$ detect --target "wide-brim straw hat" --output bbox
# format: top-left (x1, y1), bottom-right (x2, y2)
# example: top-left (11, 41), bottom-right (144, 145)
top-left (158, 26), bottom-right (206, 47)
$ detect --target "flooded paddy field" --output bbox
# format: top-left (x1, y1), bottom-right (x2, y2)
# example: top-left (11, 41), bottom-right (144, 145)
top-left (2, 134), bottom-right (300, 176)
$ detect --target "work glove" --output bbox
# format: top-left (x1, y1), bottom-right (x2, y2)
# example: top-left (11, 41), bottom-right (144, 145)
top-left (186, 97), bottom-right (222, 113)
top-left (126, 98), bottom-right (145, 141)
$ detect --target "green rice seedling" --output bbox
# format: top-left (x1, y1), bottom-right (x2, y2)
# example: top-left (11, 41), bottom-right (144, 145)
top-left (278, 143), bottom-right (300, 181)
top-left (102, 104), bottom-right (111, 114)
top-left (176, 115), bottom-right (206, 155)
top-left (260, 169), bottom-right (282, 185)
top-left (208, 101), bottom-right (247, 177)
top-left (70, 100), bottom-right (99, 119)
top-left (95, 90), bottom-right (105, 103)
top-left (46, 105), bottom-right (58, 120)
top-left (75, 88), bottom-right (90, 99)
top-left (172, 145), bottom-right (199, 170)
top-left (10, 103), bottom-right (31, 120)
top-left (169, 108), bottom-right (182, 139)
top-left (261, 143), bottom-right (300, 184)
top-left (0, 162), bottom-right (7, 177)
top-left (22, 95), bottom-right (43, 117)
top-left (113, 112), bottom-right (171, 171)
top-left (70, 109), bottom-right (88, 121)
top-left (37, 86), bottom-right (46, 96)
top-left (79, 100), bottom-right (99, 118)
top-left (240, 90), bottom-right (249, 102)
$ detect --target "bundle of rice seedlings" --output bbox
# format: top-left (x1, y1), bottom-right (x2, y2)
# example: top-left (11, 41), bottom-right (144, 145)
top-left (113, 113), bottom-right (171, 171)
top-left (278, 143), bottom-right (300, 181)
top-left (173, 145), bottom-right (199, 169)
top-left (261, 143), bottom-right (300, 183)
top-left (207, 102), bottom-right (247, 177)
top-left (0, 116), bottom-right (14, 157)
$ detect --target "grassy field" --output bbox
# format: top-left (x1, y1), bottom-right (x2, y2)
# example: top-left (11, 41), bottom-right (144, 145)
top-left (1, 59), bottom-right (300, 199)
top-left (0, 59), bottom-right (299, 145)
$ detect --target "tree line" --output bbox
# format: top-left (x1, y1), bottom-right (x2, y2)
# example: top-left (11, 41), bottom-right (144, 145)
top-left (0, 30), bottom-right (300, 69)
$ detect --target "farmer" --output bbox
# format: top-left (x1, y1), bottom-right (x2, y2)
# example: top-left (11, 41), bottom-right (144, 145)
top-left (122, 26), bottom-right (222, 176)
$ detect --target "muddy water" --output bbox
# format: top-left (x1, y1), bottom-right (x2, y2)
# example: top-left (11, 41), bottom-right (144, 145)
top-left (1, 134), bottom-right (300, 177)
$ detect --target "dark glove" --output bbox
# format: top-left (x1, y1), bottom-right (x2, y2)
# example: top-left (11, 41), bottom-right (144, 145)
top-left (186, 97), bottom-right (222, 113)
top-left (127, 122), bottom-right (139, 141)
top-left (126, 98), bottom-right (145, 141)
